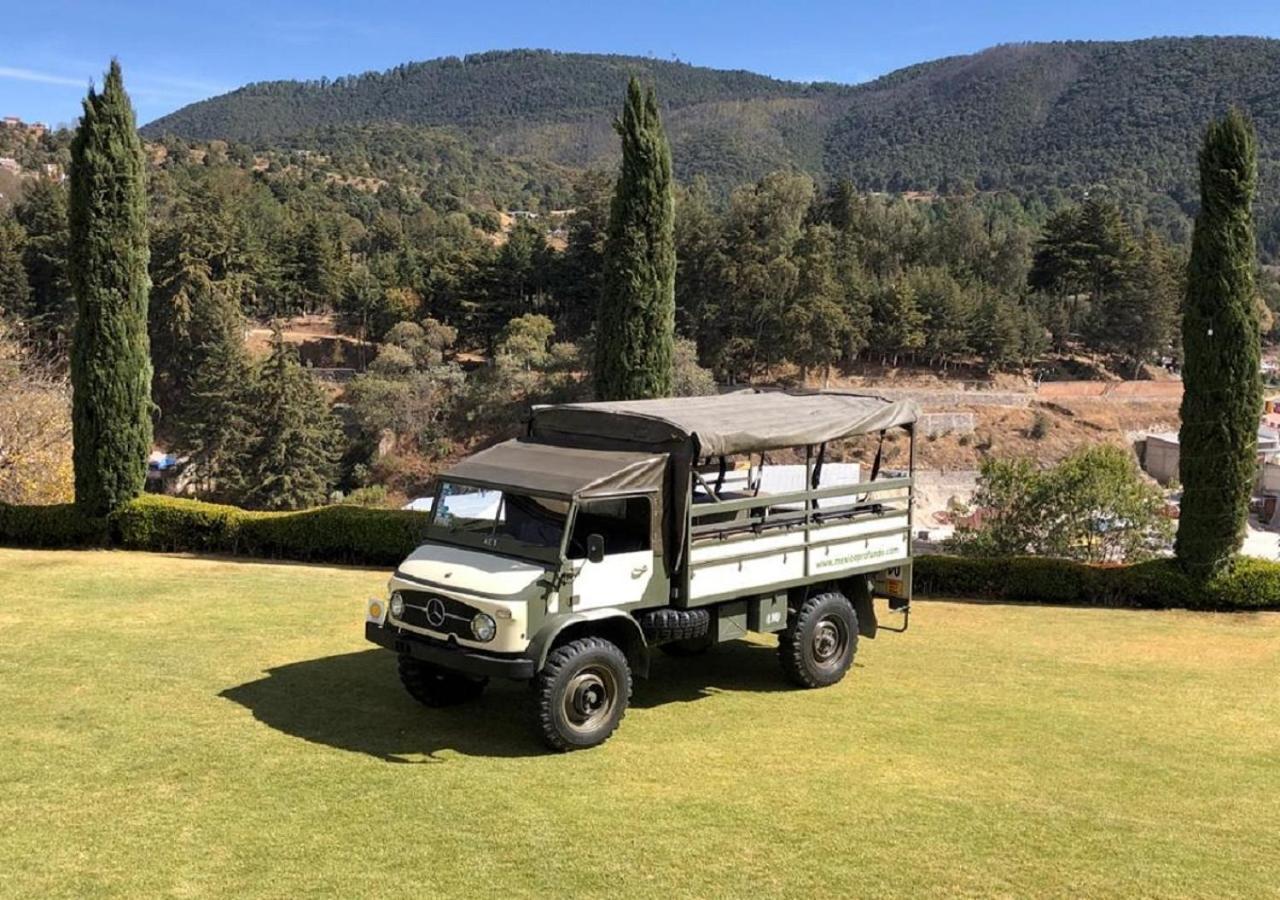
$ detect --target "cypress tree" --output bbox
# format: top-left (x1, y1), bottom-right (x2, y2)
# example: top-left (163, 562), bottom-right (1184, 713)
top-left (68, 61), bottom-right (153, 515)
top-left (1176, 109), bottom-right (1262, 576)
top-left (595, 77), bottom-right (675, 400)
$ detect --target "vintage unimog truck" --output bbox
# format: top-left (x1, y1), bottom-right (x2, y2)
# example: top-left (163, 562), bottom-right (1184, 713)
top-left (365, 391), bottom-right (918, 750)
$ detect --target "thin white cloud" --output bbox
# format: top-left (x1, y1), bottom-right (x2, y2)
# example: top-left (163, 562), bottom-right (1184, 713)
top-left (0, 66), bottom-right (87, 88)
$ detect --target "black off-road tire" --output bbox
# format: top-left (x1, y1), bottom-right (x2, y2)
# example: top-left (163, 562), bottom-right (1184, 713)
top-left (659, 634), bottom-right (715, 657)
top-left (534, 637), bottom-right (632, 752)
top-left (397, 654), bottom-right (487, 707)
top-left (778, 591), bottom-right (858, 688)
top-left (638, 607), bottom-right (710, 643)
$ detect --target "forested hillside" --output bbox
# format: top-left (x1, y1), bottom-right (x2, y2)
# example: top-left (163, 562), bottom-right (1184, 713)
top-left (823, 38), bottom-right (1280, 255)
top-left (141, 39), bottom-right (1280, 253)
top-left (7, 39), bottom-right (1280, 508)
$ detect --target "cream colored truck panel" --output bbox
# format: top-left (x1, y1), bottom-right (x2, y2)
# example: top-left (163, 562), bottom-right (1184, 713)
top-left (807, 512), bottom-right (910, 577)
top-left (571, 549), bottom-right (655, 611)
top-left (688, 511), bottom-right (909, 602)
top-left (689, 529), bottom-right (806, 601)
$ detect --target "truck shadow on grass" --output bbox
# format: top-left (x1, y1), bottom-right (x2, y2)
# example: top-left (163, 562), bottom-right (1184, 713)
top-left (220, 641), bottom-right (800, 760)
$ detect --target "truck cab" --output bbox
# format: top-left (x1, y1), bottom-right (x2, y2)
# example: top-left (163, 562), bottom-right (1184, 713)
top-left (366, 390), bottom-right (919, 750)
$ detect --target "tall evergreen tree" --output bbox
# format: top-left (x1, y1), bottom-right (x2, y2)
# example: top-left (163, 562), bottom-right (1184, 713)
top-left (68, 61), bottom-right (153, 515)
top-left (783, 224), bottom-right (848, 384)
top-left (13, 178), bottom-right (71, 344)
top-left (1176, 109), bottom-right (1262, 576)
top-left (0, 220), bottom-right (30, 317)
top-left (242, 332), bottom-right (341, 510)
top-left (174, 316), bottom-right (255, 502)
top-left (595, 77), bottom-right (676, 400)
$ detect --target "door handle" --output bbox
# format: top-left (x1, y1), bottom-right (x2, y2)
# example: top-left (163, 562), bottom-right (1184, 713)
top-left (631, 565), bottom-right (649, 578)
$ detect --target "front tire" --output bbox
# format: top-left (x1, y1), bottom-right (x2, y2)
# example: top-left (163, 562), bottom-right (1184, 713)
top-left (534, 637), bottom-right (632, 751)
top-left (779, 591), bottom-right (858, 688)
top-left (397, 654), bottom-right (487, 707)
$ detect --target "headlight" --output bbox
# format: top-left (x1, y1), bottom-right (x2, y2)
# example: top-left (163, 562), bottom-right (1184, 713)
top-left (389, 592), bottom-right (405, 618)
top-left (471, 613), bottom-right (496, 642)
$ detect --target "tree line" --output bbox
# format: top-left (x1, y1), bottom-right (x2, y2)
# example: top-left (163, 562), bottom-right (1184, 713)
top-left (5, 62), bottom-right (1279, 512)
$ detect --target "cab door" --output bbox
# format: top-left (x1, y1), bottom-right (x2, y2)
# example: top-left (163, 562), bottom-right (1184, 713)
top-left (568, 495), bottom-right (656, 611)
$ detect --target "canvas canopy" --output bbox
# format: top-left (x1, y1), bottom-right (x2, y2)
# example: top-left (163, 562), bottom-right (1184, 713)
top-left (442, 439), bottom-right (666, 500)
top-left (530, 390), bottom-right (919, 457)
top-left (527, 391), bottom-right (918, 575)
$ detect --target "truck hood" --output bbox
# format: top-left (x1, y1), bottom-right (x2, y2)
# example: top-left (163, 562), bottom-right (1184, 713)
top-left (393, 543), bottom-right (548, 598)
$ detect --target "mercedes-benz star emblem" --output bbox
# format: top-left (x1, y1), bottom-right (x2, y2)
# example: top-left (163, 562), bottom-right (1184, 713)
top-left (425, 597), bottom-right (447, 628)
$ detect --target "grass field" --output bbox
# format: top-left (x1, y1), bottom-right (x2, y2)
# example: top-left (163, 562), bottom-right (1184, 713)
top-left (2, 548), bottom-right (1278, 898)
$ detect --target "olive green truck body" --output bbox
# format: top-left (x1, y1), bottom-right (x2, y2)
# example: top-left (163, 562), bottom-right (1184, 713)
top-left (366, 390), bottom-right (918, 750)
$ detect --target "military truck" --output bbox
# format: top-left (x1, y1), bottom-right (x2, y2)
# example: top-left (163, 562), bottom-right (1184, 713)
top-left (365, 391), bottom-right (919, 750)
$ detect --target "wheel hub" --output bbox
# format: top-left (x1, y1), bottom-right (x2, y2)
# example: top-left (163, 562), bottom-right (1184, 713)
top-left (812, 617), bottom-right (845, 664)
top-left (563, 667), bottom-right (616, 732)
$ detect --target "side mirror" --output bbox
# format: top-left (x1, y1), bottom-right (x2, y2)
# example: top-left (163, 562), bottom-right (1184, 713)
top-left (586, 533), bottom-right (605, 564)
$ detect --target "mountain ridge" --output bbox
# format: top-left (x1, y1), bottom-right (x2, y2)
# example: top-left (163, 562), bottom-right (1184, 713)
top-left (141, 39), bottom-right (1280, 254)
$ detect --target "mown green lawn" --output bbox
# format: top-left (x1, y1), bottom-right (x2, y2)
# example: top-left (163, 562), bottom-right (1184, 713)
top-left (1, 548), bottom-right (1278, 898)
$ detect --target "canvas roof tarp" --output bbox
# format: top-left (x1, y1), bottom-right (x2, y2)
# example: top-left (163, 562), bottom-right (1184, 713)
top-left (443, 439), bottom-right (666, 499)
top-left (530, 391), bottom-right (919, 457)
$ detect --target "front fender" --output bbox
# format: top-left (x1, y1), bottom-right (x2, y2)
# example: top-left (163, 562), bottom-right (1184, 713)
top-left (527, 608), bottom-right (650, 677)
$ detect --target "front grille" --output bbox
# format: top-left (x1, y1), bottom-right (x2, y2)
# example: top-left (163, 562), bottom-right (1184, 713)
top-left (395, 589), bottom-right (479, 639)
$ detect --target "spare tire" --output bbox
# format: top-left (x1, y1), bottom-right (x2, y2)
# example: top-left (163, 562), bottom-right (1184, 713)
top-left (638, 607), bottom-right (711, 643)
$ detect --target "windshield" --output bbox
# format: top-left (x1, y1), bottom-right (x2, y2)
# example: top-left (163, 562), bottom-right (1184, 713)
top-left (430, 481), bottom-right (570, 561)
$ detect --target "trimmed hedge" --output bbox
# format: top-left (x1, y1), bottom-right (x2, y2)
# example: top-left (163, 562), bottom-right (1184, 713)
top-left (110, 495), bottom-right (427, 566)
top-left (1, 495), bottom-right (427, 567)
top-left (0, 502), bottom-right (108, 548)
top-left (916, 554), bottom-right (1280, 611)
top-left (4, 497), bottom-right (1279, 607)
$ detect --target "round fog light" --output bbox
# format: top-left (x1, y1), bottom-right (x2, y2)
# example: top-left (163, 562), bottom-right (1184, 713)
top-left (471, 613), bottom-right (497, 642)
top-left (390, 592), bottom-right (405, 618)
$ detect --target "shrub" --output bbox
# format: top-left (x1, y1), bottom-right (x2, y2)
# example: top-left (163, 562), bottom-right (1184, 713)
top-left (1204, 557), bottom-right (1280, 611)
top-left (946, 445), bottom-right (1172, 563)
top-left (237, 504), bottom-right (425, 566)
top-left (916, 553), bottom-right (1280, 611)
top-left (1001, 557), bottom-right (1109, 605)
top-left (0, 502), bottom-right (107, 547)
top-left (109, 495), bottom-right (427, 566)
top-left (1029, 410), bottom-right (1051, 440)
top-left (111, 494), bottom-right (241, 553)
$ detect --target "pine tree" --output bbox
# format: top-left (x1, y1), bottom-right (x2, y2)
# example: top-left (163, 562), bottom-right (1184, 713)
top-left (68, 61), bottom-right (153, 516)
top-left (871, 279), bottom-right (927, 366)
top-left (242, 332), bottom-right (341, 510)
top-left (1176, 109), bottom-right (1262, 576)
top-left (595, 78), bottom-right (676, 400)
top-left (169, 278), bottom-right (254, 499)
top-left (175, 322), bottom-right (255, 502)
top-left (13, 177), bottom-right (71, 344)
top-left (0, 220), bottom-right (30, 317)
top-left (1101, 232), bottom-right (1182, 375)
top-left (293, 217), bottom-right (344, 314)
top-left (783, 224), bottom-right (849, 384)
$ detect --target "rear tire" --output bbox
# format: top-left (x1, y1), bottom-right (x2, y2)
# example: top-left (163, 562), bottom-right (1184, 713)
top-left (397, 654), bottom-right (487, 707)
top-left (778, 591), bottom-right (858, 688)
top-left (534, 637), bottom-right (632, 751)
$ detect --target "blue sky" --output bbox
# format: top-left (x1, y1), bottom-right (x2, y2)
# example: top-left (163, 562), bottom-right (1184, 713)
top-left (4, 0), bottom-right (1280, 126)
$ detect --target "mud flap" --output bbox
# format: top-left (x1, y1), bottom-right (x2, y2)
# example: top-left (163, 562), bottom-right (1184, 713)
top-left (843, 575), bottom-right (878, 639)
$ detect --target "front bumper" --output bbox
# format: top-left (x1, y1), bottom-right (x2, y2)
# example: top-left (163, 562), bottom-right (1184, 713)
top-left (366, 621), bottom-right (536, 680)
